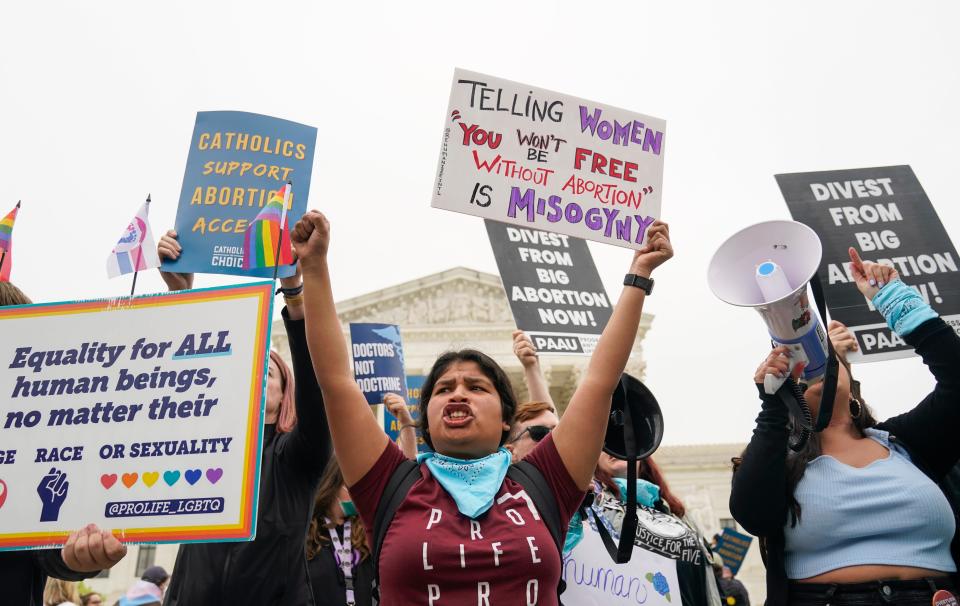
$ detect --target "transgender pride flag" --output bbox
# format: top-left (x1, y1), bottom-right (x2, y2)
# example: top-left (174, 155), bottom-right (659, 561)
top-left (242, 182), bottom-right (293, 270)
top-left (107, 198), bottom-right (161, 278)
top-left (0, 201), bottom-right (19, 282)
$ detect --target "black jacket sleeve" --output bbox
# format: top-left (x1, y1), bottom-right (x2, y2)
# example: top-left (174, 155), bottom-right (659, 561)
top-left (279, 306), bottom-right (331, 476)
top-left (729, 385), bottom-right (791, 536)
top-left (32, 549), bottom-right (93, 581)
top-left (878, 318), bottom-right (960, 479)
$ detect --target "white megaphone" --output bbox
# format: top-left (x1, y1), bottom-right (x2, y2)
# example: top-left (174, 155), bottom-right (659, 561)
top-left (707, 220), bottom-right (829, 395)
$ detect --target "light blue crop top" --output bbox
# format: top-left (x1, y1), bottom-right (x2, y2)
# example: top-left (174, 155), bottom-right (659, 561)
top-left (784, 428), bottom-right (956, 579)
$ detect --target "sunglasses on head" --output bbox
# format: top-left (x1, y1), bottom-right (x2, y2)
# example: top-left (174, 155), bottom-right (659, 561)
top-left (513, 425), bottom-right (552, 443)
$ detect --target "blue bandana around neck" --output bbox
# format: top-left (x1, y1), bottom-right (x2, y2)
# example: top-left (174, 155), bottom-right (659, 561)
top-left (417, 448), bottom-right (511, 519)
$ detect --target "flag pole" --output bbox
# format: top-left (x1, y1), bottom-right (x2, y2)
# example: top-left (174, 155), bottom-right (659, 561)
top-left (0, 201), bottom-right (20, 278)
top-left (130, 194), bottom-right (149, 297)
top-left (271, 181), bottom-right (292, 282)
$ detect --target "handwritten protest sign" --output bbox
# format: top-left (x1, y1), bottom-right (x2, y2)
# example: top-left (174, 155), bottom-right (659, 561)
top-left (0, 283), bottom-right (272, 549)
top-left (349, 323), bottom-right (408, 441)
top-left (432, 69), bottom-right (665, 250)
top-left (715, 528), bottom-right (753, 576)
top-left (562, 525), bottom-right (679, 606)
top-left (776, 166), bottom-right (960, 362)
top-left (486, 219), bottom-right (612, 355)
top-left (165, 111), bottom-right (317, 279)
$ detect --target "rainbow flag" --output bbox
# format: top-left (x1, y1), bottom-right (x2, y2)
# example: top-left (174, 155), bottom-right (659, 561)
top-left (0, 201), bottom-right (19, 282)
top-left (242, 183), bottom-right (293, 270)
top-left (107, 199), bottom-right (161, 278)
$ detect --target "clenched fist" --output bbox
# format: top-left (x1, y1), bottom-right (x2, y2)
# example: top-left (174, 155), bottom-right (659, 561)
top-left (291, 211), bottom-right (331, 269)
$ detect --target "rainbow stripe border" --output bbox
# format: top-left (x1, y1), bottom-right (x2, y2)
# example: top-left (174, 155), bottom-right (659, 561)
top-left (0, 282), bottom-right (274, 550)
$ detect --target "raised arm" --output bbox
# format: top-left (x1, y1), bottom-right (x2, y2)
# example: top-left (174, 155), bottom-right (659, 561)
top-left (280, 263), bottom-right (332, 474)
top-left (292, 211), bottom-right (387, 485)
top-left (512, 330), bottom-right (555, 408)
top-left (551, 221), bottom-right (672, 488)
top-left (385, 392), bottom-right (419, 459)
top-left (729, 349), bottom-right (801, 535)
top-left (846, 247), bottom-right (960, 477)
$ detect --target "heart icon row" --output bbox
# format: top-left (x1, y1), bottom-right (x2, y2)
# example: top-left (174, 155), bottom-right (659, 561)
top-left (100, 469), bottom-right (223, 489)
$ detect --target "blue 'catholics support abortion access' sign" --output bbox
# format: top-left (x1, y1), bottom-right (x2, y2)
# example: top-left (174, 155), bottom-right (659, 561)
top-left (165, 111), bottom-right (318, 279)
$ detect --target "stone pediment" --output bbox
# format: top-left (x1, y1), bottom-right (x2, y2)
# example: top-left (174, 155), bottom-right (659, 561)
top-left (335, 267), bottom-right (514, 327)
top-left (272, 265), bottom-right (652, 406)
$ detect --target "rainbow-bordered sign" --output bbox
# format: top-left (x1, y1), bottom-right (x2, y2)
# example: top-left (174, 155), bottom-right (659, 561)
top-left (0, 283), bottom-right (272, 549)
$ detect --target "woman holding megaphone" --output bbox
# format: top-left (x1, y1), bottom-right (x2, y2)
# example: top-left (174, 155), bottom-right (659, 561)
top-left (731, 248), bottom-right (960, 606)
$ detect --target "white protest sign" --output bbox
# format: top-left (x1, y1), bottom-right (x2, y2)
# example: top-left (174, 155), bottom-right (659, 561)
top-left (562, 525), bottom-right (680, 605)
top-left (0, 283), bottom-right (272, 549)
top-left (433, 68), bottom-right (666, 250)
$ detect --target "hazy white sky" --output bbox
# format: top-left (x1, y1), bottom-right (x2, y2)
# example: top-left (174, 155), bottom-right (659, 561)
top-left (2, 1), bottom-right (958, 445)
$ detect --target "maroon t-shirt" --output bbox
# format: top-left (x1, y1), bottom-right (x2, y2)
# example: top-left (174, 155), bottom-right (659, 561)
top-left (351, 434), bottom-right (584, 605)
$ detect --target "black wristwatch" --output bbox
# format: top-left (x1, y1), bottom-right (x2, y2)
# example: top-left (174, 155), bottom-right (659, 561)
top-left (623, 273), bottom-right (654, 295)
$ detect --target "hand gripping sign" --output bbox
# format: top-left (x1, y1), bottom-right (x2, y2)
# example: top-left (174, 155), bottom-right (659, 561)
top-left (0, 283), bottom-right (273, 549)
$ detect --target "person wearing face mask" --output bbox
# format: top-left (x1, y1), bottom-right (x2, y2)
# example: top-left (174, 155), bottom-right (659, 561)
top-left (157, 231), bottom-right (331, 605)
top-left (306, 456), bottom-right (374, 606)
top-left (731, 248), bottom-right (960, 606)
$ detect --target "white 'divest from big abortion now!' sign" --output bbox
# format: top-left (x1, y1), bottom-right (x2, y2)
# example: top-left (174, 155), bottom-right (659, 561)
top-left (432, 68), bottom-right (665, 250)
top-left (0, 283), bottom-right (273, 550)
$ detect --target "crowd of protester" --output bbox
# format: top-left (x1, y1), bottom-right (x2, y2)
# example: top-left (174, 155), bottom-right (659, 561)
top-left (4, 214), bottom-right (959, 606)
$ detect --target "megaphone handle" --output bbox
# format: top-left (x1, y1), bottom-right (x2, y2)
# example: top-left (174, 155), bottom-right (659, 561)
top-left (615, 401), bottom-right (638, 564)
top-left (763, 340), bottom-right (810, 394)
top-left (764, 373), bottom-right (786, 395)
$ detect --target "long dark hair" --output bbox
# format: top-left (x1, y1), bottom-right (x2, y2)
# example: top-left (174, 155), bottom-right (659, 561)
top-left (784, 362), bottom-right (877, 526)
top-left (306, 456), bottom-right (369, 561)
top-left (418, 349), bottom-right (517, 451)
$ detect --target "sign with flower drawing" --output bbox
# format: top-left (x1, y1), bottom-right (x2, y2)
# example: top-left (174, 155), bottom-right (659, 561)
top-left (562, 525), bottom-right (680, 605)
